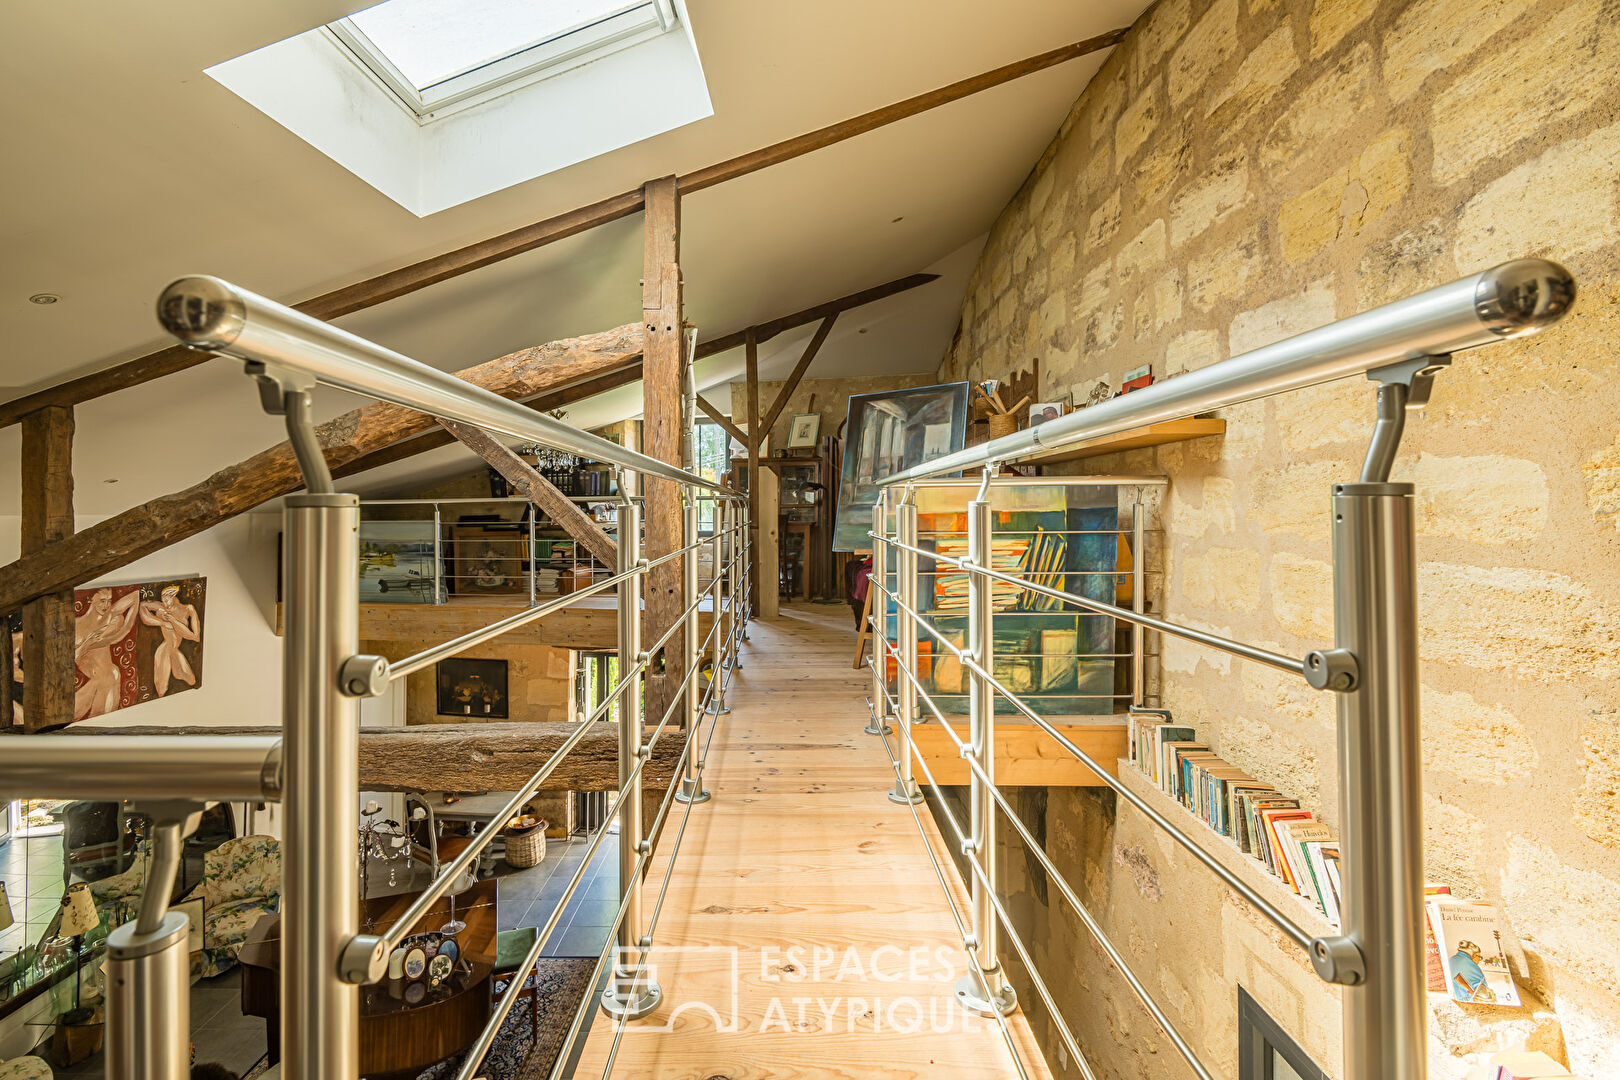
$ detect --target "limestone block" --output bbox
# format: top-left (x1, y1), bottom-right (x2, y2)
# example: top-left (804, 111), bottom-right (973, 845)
top-left (1421, 686), bottom-right (1538, 783)
top-left (1050, 231), bottom-right (1077, 277)
top-left (1163, 626), bottom-right (1233, 676)
top-left (1250, 462), bottom-right (1341, 538)
top-left (1203, 477), bottom-right (1237, 535)
top-left (1582, 433), bottom-right (1620, 532)
top-left (1170, 148), bottom-right (1251, 247)
top-left (1137, 269), bottom-right (1183, 338)
top-left (1205, 24), bottom-right (1299, 133)
top-left (1133, 0), bottom-right (1190, 78)
top-left (1428, 992), bottom-right (1568, 1077)
top-left (1384, 0), bottom-right (1536, 101)
top-left (1279, 166), bottom-right (1350, 264)
top-left (1090, 75), bottom-right (1124, 149)
top-left (1392, 453), bottom-right (1548, 544)
top-left (1187, 233), bottom-right (1262, 311)
top-left (1418, 563), bottom-right (1620, 683)
top-left (1086, 139), bottom-right (1114, 192)
top-left (1028, 167), bottom-right (1056, 218)
top-left (1077, 258), bottom-right (1112, 317)
top-left (1182, 545), bottom-right (1261, 613)
top-left (1134, 126), bottom-right (1193, 205)
top-left (1086, 303), bottom-right (1124, 351)
top-left (1310, 0), bottom-right (1378, 56)
top-left (1357, 218), bottom-right (1449, 308)
top-left (1168, 0), bottom-right (1239, 107)
top-left (996, 291), bottom-right (1016, 332)
top-left (1273, 379), bottom-right (1366, 453)
top-left (1022, 267), bottom-right (1049, 308)
top-left (1268, 552), bottom-right (1335, 641)
top-left (1037, 291), bottom-right (1068, 344)
top-left (1240, 657), bottom-right (1335, 731)
top-left (1116, 81), bottom-right (1163, 165)
top-left (1012, 226), bottom-right (1039, 275)
top-left (1260, 43), bottom-right (1375, 172)
top-left (1431, 0), bottom-right (1617, 185)
top-left (1424, 792), bottom-right (1485, 897)
top-left (1500, 835), bottom-right (1620, 989)
top-left (1117, 219), bottom-right (1167, 283)
top-left (1454, 119), bottom-right (1620, 268)
top-left (1575, 709), bottom-right (1620, 847)
top-left (1165, 329), bottom-right (1221, 375)
top-left (1085, 190), bottom-right (1121, 252)
top-left (1230, 276), bottom-right (1337, 354)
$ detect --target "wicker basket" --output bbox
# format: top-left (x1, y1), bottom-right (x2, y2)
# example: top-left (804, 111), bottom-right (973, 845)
top-left (987, 411), bottom-right (1020, 439)
top-left (504, 818), bottom-right (549, 868)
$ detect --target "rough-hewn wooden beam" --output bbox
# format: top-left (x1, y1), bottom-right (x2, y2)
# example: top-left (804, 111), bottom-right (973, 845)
top-left (42, 722), bottom-right (681, 792)
top-left (0, 326), bottom-right (645, 615)
top-left (0, 26), bottom-right (1126, 426)
top-left (438, 419), bottom-right (617, 567)
top-left (641, 176), bottom-right (686, 726)
top-left (694, 394), bottom-right (747, 447)
top-left (697, 274), bottom-right (937, 357)
top-left (19, 406), bottom-right (76, 733)
top-left (756, 315), bottom-right (836, 447)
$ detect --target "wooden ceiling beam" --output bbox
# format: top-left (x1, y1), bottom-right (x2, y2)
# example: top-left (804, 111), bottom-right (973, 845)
top-left (694, 393), bottom-right (747, 447)
top-left (0, 29), bottom-right (1123, 427)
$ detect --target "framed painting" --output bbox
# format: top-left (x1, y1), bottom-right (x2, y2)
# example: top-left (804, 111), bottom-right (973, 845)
top-left (787, 412), bottom-right (822, 448)
top-left (358, 520), bottom-right (440, 604)
top-left (70, 576), bottom-right (208, 723)
top-left (832, 382), bottom-right (969, 552)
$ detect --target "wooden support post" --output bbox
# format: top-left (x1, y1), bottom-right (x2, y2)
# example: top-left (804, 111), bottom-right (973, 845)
top-left (758, 464), bottom-right (780, 618)
top-left (641, 176), bottom-right (685, 726)
top-left (20, 406), bottom-right (76, 732)
top-left (437, 419), bottom-right (617, 566)
top-left (745, 329), bottom-right (762, 618)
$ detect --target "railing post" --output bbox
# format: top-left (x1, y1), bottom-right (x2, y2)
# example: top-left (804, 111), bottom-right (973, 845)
top-left (889, 488), bottom-right (924, 804)
top-left (738, 498), bottom-right (750, 644)
top-left (957, 479), bottom-right (1016, 1016)
top-left (729, 500), bottom-right (746, 665)
top-left (676, 496), bottom-right (710, 804)
top-left (281, 493), bottom-right (361, 1078)
top-left (1131, 499), bottom-right (1146, 708)
top-left (1333, 480), bottom-right (1425, 1080)
top-left (601, 496), bottom-right (662, 1019)
top-left (707, 501), bottom-right (731, 715)
top-left (865, 488), bottom-right (893, 736)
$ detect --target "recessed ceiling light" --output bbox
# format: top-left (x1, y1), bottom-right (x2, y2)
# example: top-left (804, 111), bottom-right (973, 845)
top-left (29, 293), bottom-right (60, 305)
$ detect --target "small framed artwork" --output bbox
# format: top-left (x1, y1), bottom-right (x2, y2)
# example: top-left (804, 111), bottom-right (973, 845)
top-left (1027, 402), bottom-right (1066, 428)
top-left (786, 412), bottom-right (822, 448)
top-left (436, 658), bottom-right (509, 718)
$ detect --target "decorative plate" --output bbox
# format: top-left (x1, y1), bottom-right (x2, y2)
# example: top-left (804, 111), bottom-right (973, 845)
top-left (429, 953), bottom-right (453, 984)
top-left (403, 946), bottom-right (427, 980)
top-left (438, 938), bottom-right (459, 965)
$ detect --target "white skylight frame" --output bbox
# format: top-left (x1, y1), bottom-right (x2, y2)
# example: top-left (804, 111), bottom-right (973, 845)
top-left (325, 0), bottom-right (680, 122)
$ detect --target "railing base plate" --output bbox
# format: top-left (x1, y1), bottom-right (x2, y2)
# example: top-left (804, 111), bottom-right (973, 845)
top-left (955, 971), bottom-right (1017, 1017)
top-left (675, 779), bottom-right (711, 804)
top-left (888, 781), bottom-right (924, 805)
top-left (600, 979), bottom-right (663, 1021)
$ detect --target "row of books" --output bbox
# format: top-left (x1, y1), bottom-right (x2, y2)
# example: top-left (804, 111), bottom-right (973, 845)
top-left (1127, 709), bottom-right (1343, 925)
top-left (1127, 710), bottom-right (1529, 1012)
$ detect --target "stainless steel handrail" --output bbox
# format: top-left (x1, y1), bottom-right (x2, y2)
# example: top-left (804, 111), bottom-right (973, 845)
top-left (156, 275), bottom-right (722, 492)
top-left (880, 533), bottom-right (1307, 677)
top-left (883, 259), bottom-right (1573, 484)
top-left (0, 736), bottom-right (282, 801)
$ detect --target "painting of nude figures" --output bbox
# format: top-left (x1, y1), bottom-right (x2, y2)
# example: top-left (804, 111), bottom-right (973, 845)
top-left (72, 577), bottom-right (206, 722)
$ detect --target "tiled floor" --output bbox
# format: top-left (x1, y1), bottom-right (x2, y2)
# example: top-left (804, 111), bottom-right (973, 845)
top-left (1, 822), bottom-right (621, 1077)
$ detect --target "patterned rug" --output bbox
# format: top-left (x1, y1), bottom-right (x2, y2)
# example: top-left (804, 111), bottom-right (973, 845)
top-left (418, 957), bottom-right (599, 1080)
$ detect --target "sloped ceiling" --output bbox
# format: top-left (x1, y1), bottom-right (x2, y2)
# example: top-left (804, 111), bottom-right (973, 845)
top-left (0, 0), bottom-right (1146, 514)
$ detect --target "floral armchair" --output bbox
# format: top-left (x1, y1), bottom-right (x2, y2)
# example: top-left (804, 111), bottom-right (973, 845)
top-left (86, 839), bottom-right (151, 929)
top-left (0, 1057), bottom-right (53, 1080)
top-left (183, 835), bottom-right (281, 978)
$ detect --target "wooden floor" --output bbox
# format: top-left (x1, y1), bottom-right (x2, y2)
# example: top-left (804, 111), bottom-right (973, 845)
top-left (574, 603), bottom-right (1050, 1079)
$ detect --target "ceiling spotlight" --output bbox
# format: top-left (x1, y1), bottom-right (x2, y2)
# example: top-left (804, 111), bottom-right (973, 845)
top-left (28, 293), bottom-right (60, 305)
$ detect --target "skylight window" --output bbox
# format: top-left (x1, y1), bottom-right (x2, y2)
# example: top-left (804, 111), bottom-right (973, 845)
top-left (329, 0), bottom-right (679, 119)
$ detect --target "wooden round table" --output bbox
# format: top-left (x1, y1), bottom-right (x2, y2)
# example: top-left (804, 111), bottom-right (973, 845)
top-left (240, 878), bottom-right (499, 1078)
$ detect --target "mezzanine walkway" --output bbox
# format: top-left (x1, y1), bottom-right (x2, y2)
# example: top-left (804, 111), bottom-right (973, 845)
top-left (575, 603), bottom-right (1047, 1079)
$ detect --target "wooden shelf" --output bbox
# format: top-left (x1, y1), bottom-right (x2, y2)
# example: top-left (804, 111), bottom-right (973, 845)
top-left (912, 717), bottom-right (1127, 787)
top-left (1023, 417), bottom-right (1225, 466)
top-left (1113, 757), bottom-right (1337, 939)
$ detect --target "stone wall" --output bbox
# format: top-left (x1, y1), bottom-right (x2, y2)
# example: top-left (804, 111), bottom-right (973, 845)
top-left (935, 0), bottom-right (1620, 1074)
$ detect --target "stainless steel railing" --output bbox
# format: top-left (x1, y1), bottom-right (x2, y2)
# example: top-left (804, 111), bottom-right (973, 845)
top-left (0, 276), bottom-right (752, 1080)
top-left (861, 257), bottom-right (1577, 1080)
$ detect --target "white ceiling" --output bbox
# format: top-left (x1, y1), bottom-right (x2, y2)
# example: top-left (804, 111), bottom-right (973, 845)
top-left (0, 0), bottom-right (1145, 514)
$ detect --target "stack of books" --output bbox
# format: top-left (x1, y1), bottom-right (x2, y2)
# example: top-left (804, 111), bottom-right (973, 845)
top-left (1127, 710), bottom-right (1342, 926)
top-left (534, 566), bottom-right (562, 594)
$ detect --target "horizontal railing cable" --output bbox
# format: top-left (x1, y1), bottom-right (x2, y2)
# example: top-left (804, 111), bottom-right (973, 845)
top-left (868, 628), bottom-right (1215, 1080)
top-left (880, 534), bottom-right (1305, 677)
